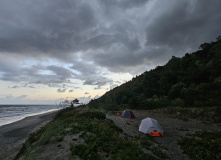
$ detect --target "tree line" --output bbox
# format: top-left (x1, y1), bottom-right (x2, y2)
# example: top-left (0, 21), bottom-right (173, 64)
top-left (88, 36), bottom-right (221, 111)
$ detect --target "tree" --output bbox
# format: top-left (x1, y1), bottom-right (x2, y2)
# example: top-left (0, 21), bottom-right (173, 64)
top-left (71, 98), bottom-right (79, 107)
top-left (168, 82), bottom-right (186, 99)
top-left (216, 35), bottom-right (221, 42)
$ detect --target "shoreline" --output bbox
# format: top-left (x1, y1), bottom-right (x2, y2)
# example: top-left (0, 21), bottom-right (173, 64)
top-left (0, 107), bottom-right (61, 127)
top-left (0, 110), bottom-right (59, 159)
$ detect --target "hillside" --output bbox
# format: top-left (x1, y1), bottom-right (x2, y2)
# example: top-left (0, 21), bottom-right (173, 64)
top-left (89, 36), bottom-right (221, 111)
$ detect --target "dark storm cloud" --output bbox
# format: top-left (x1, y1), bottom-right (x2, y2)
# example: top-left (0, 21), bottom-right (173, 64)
top-left (0, 0), bottom-right (96, 59)
top-left (98, 0), bottom-right (149, 9)
top-left (83, 33), bottom-right (141, 52)
top-left (97, 0), bottom-right (150, 17)
top-left (70, 61), bottom-right (98, 76)
top-left (145, 0), bottom-right (221, 52)
top-left (89, 0), bottom-right (221, 73)
top-left (0, 0), bottom-right (221, 79)
top-left (70, 60), bottom-right (114, 88)
top-left (46, 65), bottom-right (73, 80)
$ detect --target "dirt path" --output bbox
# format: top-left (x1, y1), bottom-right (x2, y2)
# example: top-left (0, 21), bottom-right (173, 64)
top-left (106, 110), bottom-right (221, 160)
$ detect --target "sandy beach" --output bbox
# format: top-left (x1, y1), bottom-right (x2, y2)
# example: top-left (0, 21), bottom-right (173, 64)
top-left (0, 110), bottom-right (58, 159)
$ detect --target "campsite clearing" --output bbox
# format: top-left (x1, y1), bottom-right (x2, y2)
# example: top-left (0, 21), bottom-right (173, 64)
top-left (107, 110), bottom-right (221, 160)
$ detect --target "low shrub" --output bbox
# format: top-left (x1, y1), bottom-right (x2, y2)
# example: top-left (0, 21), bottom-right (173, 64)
top-left (70, 143), bottom-right (101, 160)
top-left (178, 130), bottom-right (221, 160)
top-left (15, 108), bottom-right (165, 160)
top-left (77, 111), bottom-right (106, 120)
top-left (144, 96), bottom-right (170, 109)
top-left (70, 111), bottom-right (156, 159)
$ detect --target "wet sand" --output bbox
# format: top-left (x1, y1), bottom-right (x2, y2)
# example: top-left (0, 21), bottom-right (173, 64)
top-left (0, 111), bottom-right (58, 159)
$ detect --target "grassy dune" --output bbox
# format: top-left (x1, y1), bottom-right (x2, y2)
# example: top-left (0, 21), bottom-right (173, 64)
top-left (15, 106), bottom-right (160, 160)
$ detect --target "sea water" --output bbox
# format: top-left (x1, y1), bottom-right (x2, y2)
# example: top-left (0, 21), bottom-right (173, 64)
top-left (0, 105), bottom-right (64, 127)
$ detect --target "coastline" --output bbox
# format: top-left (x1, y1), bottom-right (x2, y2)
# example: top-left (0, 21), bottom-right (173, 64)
top-left (0, 110), bottom-right (59, 159)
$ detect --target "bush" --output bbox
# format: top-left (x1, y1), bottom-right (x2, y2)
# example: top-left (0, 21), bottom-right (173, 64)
top-left (70, 111), bottom-right (156, 160)
top-left (77, 111), bottom-right (106, 120)
top-left (171, 98), bottom-right (185, 107)
top-left (70, 143), bottom-right (101, 160)
top-left (144, 96), bottom-right (170, 109)
top-left (178, 130), bottom-right (221, 160)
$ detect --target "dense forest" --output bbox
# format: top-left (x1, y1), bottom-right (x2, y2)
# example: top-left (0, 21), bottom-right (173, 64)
top-left (88, 36), bottom-right (221, 111)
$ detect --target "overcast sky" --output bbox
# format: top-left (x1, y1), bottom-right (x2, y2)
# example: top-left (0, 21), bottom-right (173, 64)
top-left (0, 0), bottom-right (220, 104)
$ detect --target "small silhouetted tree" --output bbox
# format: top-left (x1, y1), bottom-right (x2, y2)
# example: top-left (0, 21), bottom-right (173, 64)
top-left (71, 98), bottom-right (79, 107)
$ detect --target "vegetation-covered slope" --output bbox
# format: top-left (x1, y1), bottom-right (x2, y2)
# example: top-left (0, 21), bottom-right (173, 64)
top-left (89, 36), bottom-right (221, 110)
top-left (15, 107), bottom-right (166, 160)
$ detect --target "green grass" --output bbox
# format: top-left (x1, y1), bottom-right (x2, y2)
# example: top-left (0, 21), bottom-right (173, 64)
top-left (14, 107), bottom-right (160, 160)
top-left (140, 136), bottom-right (168, 159)
top-left (178, 130), bottom-right (221, 160)
top-left (69, 110), bottom-right (157, 160)
top-left (156, 107), bottom-right (220, 123)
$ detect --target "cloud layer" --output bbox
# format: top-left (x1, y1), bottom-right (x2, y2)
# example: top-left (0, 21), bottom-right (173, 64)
top-left (0, 0), bottom-right (221, 103)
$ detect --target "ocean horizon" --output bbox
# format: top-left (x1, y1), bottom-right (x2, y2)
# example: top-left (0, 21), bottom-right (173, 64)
top-left (0, 104), bottom-right (65, 127)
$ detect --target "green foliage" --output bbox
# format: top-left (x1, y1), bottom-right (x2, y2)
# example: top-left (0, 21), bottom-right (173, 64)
top-left (88, 36), bottom-right (221, 110)
top-left (15, 120), bottom-right (61, 159)
top-left (70, 143), bottom-right (102, 160)
top-left (143, 96), bottom-right (170, 109)
top-left (140, 136), bottom-right (155, 149)
top-left (15, 108), bottom-right (158, 159)
top-left (69, 110), bottom-right (156, 160)
top-left (56, 136), bottom-right (64, 142)
top-left (140, 136), bottom-right (168, 159)
top-left (171, 98), bottom-right (185, 107)
top-left (178, 130), bottom-right (221, 160)
top-left (159, 107), bottom-right (219, 122)
top-left (128, 97), bottom-right (138, 108)
top-left (168, 82), bottom-right (186, 99)
top-left (151, 147), bottom-right (168, 159)
top-left (77, 111), bottom-right (106, 120)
